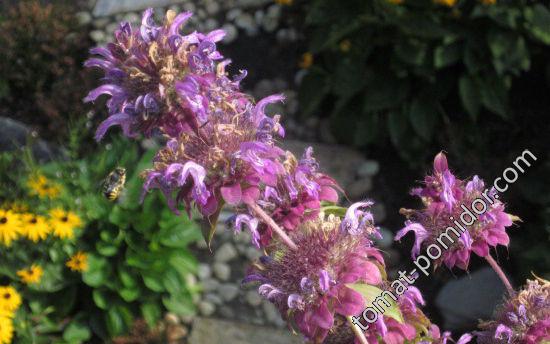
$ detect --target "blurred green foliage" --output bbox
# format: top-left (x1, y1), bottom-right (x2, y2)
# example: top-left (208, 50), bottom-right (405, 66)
top-left (298, 0), bottom-right (550, 162)
top-left (0, 0), bottom-right (94, 140)
top-left (0, 138), bottom-right (201, 343)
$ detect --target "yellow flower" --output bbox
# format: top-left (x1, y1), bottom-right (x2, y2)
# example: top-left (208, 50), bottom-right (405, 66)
top-left (339, 40), bottom-right (352, 53)
top-left (27, 174), bottom-right (61, 199)
top-left (434, 0), bottom-right (457, 6)
top-left (49, 208), bottom-right (82, 240)
top-left (2, 202), bottom-right (28, 214)
top-left (298, 52), bottom-right (313, 69)
top-left (275, 0), bottom-right (293, 5)
top-left (0, 286), bottom-right (21, 312)
top-left (20, 214), bottom-right (50, 242)
top-left (480, 0), bottom-right (496, 4)
top-left (0, 312), bottom-right (13, 344)
top-left (16, 265), bottom-right (43, 285)
top-left (0, 209), bottom-right (21, 246)
top-left (66, 251), bottom-right (88, 272)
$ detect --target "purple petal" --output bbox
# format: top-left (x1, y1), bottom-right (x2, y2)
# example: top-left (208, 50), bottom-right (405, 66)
top-left (395, 222), bottom-right (429, 259)
top-left (95, 113), bottom-right (133, 141)
top-left (168, 11), bottom-right (193, 36)
top-left (234, 214), bottom-right (260, 248)
top-left (287, 294), bottom-right (304, 309)
top-left (84, 84), bottom-right (125, 103)
top-left (456, 333), bottom-right (473, 344)
top-left (318, 270), bottom-right (330, 293)
top-left (221, 183), bottom-right (242, 205)
top-left (252, 94), bottom-right (285, 126)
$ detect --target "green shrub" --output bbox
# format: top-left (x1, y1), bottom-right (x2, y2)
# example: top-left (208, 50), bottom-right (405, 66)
top-left (298, 0), bottom-right (550, 162)
top-left (0, 139), bottom-right (201, 343)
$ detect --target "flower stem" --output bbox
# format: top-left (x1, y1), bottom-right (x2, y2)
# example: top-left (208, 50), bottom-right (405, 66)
top-left (485, 254), bottom-right (513, 294)
top-left (346, 316), bottom-right (368, 344)
top-left (245, 200), bottom-right (298, 251)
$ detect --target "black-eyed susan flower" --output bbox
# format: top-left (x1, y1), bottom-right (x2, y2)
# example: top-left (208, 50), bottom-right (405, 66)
top-left (66, 251), bottom-right (88, 272)
top-left (27, 174), bottom-right (61, 199)
top-left (49, 208), bottom-right (82, 240)
top-left (16, 265), bottom-right (43, 285)
top-left (275, 0), bottom-right (293, 5)
top-left (339, 40), bottom-right (352, 53)
top-left (480, 0), bottom-right (496, 4)
top-left (0, 286), bottom-right (21, 313)
top-left (434, 0), bottom-right (457, 6)
top-left (20, 214), bottom-right (50, 242)
top-left (0, 309), bottom-right (13, 344)
top-left (299, 52), bottom-right (313, 69)
top-left (0, 209), bottom-right (21, 246)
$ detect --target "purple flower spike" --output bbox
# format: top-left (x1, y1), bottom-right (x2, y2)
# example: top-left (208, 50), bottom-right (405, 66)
top-left (234, 214), bottom-right (260, 248)
top-left (340, 201), bottom-right (375, 236)
top-left (318, 270), bottom-right (330, 293)
top-left (395, 222), bottom-right (429, 259)
top-left (287, 294), bottom-right (304, 310)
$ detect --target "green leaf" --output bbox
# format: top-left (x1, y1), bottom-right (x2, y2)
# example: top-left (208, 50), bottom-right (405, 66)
top-left (409, 98), bottom-right (438, 141)
top-left (479, 75), bottom-right (509, 118)
top-left (387, 110), bottom-right (408, 146)
top-left (162, 294), bottom-right (195, 316)
top-left (298, 69), bottom-right (330, 116)
top-left (488, 33), bottom-right (530, 75)
top-left (320, 205), bottom-right (347, 217)
top-left (394, 40), bottom-right (428, 66)
top-left (119, 287), bottom-right (140, 302)
top-left (524, 5), bottom-right (550, 44)
top-left (108, 205), bottom-right (131, 228)
top-left (200, 203), bottom-right (223, 249)
top-left (162, 267), bottom-right (183, 294)
top-left (141, 302), bottom-right (162, 328)
top-left (92, 290), bottom-right (108, 310)
top-left (458, 76), bottom-right (481, 120)
top-left (106, 306), bottom-right (130, 337)
top-left (348, 283), bottom-right (404, 324)
top-left (363, 72), bottom-right (409, 112)
top-left (83, 255), bottom-right (110, 288)
top-left (143, 273), bottom-right (165, 292)
top-left (63, 321), bottom-right (91, 343)
top-left (96, 241), bottom-right (118, 257)
top-left (434, 42), bottom-right (462, 69)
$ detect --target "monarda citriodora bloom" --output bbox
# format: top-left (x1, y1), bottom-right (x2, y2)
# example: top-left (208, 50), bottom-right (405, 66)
top-left (396, 152), bottom-right (515, 270)
top-left (476, 277), bottom-right (549, 344)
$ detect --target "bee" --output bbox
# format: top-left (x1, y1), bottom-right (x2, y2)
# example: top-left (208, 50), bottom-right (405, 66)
top-left (102, 167), bottom-right (126, 201)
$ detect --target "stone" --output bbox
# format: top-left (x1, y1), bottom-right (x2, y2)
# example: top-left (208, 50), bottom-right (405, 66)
top-left (93, 0), bottom-right (187, 17)
top-left (213, 262), bottom-right (231, 281)
top-left (166, 324), bottom-right (188, 342)
top-left (214, 243), bottom-right (238, 263)
top-left (221, 23), bottom-right (238, 44)
top-left (372, 203), bottom-right (386, 223)
top-left (89, 30), bottom-right (106, 43)
top-left (76, 11), bottom-right (92, 25)
top-left (198, 301), bottom-right (216, 316)
top-left (245, 291), bottom-right (262, 307)
top-left (226, 9), bottom-right (242, 21)
top-left (0, 117), bottom-right (61, 163)
top-left (262, 301), bottom-right (282, 325)
top-left (245, 247), bottom-right (262, 261)
top-left (235, 13), bottom-right (258, 36)
top-left (435, 267), bottom-right (508, 330)
top-left (122, 12), bottom-right (141, 24)
top-left (189, 317), bottom-right (302, 344)
top-left (357, 160), bottom-right (380, 177)
top-left (346, 177), bottom-right (373, 200)
top-left (219, 283), bottom-right (240, 302)
top-left (202, 278), bottom-right (220, 292)
top-left (219, 305), bottom-right (235, 318)
top-left (197, 263), bottom-right (212, 281)
top-left (164, 312), bottom-right (180, 325)
top-left (204, 293), bottom-right (223, 305)
top-left (205, 18), bottom-right (219, 32)
top-left (205, 1), bottom-right (220, 15)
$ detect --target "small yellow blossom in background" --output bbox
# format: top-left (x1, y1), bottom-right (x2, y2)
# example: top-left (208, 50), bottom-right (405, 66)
top-left (387, 0), bottom-right (404, 4)
top-left (480, 0), bottom-right (496, 4)
top-left (16, 265), bottom-right (43, 285)
top-left (0, 286), bottom-right (21, 313)
top-left (275, 0), bottom-right (293, 5)
top-left (299, 52), bottom-right (313, 69)
top-left (49, 208), bottom-right (82, 240)
top-left (0, 310), bottom-right (13, 344)
top-left (27, 174), bottom-right (61, 199)
top-left (339, 40), bottom-right (352, 53)
top-left (2, 202), bottom-right (28, 214)
top-left (434, 0), bottom-right (457, 6)
top-left (66, 251), bottom-right (88, 272)
top-left (0, 209), bottom-right (21, 246)
top-left (20, 214), bottom-right (49, 242)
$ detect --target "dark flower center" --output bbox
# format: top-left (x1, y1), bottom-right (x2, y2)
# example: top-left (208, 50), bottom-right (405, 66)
top-left (0, 217), bottom-right (7, 224)
top-left (30, 218), bottom-right (37, 224)
top-left (3, 293), bottom-right (10, 299)
top-left (61, 216), bottom-right (68, 222)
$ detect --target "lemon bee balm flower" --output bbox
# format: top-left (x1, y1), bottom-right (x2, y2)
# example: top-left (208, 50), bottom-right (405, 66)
top-left (27, 174), bottom-right (61, 199)
top-left (66, 251), bottom-right (88, 272)
top-left (0, 209), bottom-right (21, 246)
top-left (17, 265), bottom-right (43, 285)
top-left (49, 208), bottom-right (82, 240)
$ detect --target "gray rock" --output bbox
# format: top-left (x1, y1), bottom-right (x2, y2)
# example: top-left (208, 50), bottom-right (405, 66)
top-left (197, 263), bottom-right (212, 281)
top-left (233, 230), bottom-right (252, 244)
top-left (198, 301), bottom-right (216, 316)
top-left (105, 22), bottom-right (119, 35)
top-left (262, 301), bottom-right (284, 327)
top-left (213, 262), bottom-right (231, 281)
top-left (90, 30), bottom-right (107, 43)
top-left (93, 0), bottom-right (187, 17)
top-left (219, 283), bottom-right (240, 302)
top-left (245, 291), bottom-right (262, 307)
top-left (435, 267), bottom-right (508, 330)
top-left (226, 9), bottom-right (242, 21)
top-left (202, 278), bottom-right (220, 292)
top-left (221, 23), bottom-right (238, 44)
top-left (0, 117), bottom-right (62, 163)
top-left (205, 1), bottom-right (220, 15)
top-left (235, 13), bottom-right (258, 36)
top-left (375, 227), bottom-right (394, 249)
top-left (214, 243), bottom-right (238, 263)
top-left (372, 203), bottom-right (386, 223)
top-left (346, 177), bottom-right (373, 200)
top-left (236, 0), bottom-right (272, 7)
top-left (357, 160), bottom-right (380, 177)
top-left (219, 305), bottom-right (235, 318)
top-left (204, 293), bottom-right (223, 305)
top-left (189, 317), bottom-right (302, 344)
top-left (122, 12), bottom-right (141, 24)
top-left (182, 2), bottom-right (196, 12)
top-left (204, 18), bottom-right (219, 32)
top-left (245, 247), bottom-right (262, 261)
top-left (76, 11), bottom-right (92, 25)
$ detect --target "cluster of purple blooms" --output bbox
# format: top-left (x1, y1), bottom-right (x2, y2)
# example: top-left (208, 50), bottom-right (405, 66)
top-left (85, 8), bottom-right (548, 344)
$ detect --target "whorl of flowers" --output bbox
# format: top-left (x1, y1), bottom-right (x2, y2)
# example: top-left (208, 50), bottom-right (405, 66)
top-left (476, 277), bottom-right (549, 344)
top-left (396, 152), bottom-right (515, 270)
top-left (243, 207), bottom-right (383, 342)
